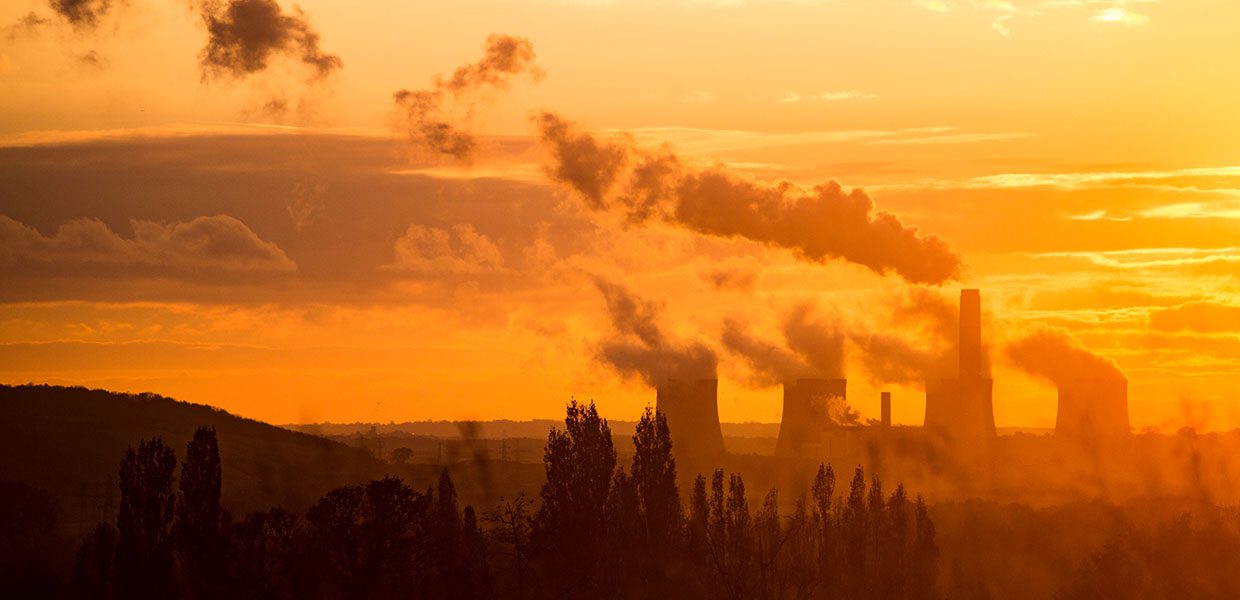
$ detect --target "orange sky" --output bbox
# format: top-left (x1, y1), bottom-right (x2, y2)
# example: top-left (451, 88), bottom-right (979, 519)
top-left (2, 0), bottom-right (1238, 430)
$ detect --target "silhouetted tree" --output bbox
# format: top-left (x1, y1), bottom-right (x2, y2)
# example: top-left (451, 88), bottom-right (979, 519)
top-left (910, 495), bottom-right (940, 600)
top-left (116, 437), bottom-right (178, 599)
top-left (73, 522), bottom-right (117, 599)
top-left (306, 476), bottom-right (427, 599)
top-left (230, 507), bottom-right (300, 600)
top-left (485, 495), bottom-right (534, 600)
top-left (177, 426), bottom-right (230, 598)
top-left (534, 400), bottom-right (616, 598)
top-left (390, 447), bottom-right (413, 465)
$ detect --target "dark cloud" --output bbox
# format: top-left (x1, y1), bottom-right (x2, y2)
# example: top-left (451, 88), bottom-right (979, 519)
top-left (1005, 327), bottom-right (1125, 387)
top-left (535, 112), bottom-right (963, 285)
top-left (393, 34), bottom-right (544, 160)
top-left (49, 0), bottom-right (112, 29)
top-left (198, 0), bottom-right (341, 81)
top-left (593, 278), bottom-right (717, 387)
top-left (78, 50), bottom-right (105, 68)
top-left (0, 214), bottom-right (296, 279)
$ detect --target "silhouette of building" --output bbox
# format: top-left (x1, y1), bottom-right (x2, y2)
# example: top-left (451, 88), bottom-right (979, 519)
top-left (656, 378), bottom-right (725, 458)
top-left (775, 379), bottom-right (847, 456)
top-left (1056, 377), bottom-right (1129, 442)
top-left (881, 391), bottom-right (892, 428)
top-left (924, 289), bottom-right (996, 439)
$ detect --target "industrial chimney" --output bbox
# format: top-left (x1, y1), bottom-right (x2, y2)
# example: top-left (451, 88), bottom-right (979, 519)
top-left (776, 378), bottom-right (847, 457)
top-left (656, 379), bottom-right (725, 458)
top-left (881, 391), bottom-right (892, 428)
top-left (923, 289), bottom-right (996, 439)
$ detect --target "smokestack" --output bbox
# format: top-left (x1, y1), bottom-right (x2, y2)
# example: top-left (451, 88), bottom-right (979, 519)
top-left (881, 391), bottom-right (892, 428)
top-left (776, 378), bottom-right (847, 457)
top-left (960, 289), bottom-right (981, 380)
top-left (1056, 378), bottom-right (1130, 442)
top-left (656, 379), bottom-right (725, 459)
top-left (923, 289), bottom-right (996, 440)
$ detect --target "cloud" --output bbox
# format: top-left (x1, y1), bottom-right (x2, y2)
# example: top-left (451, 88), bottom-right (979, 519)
top-left (699, 256), bottom-right (761, 292)
top-left (781, 89), bottom-right (877, 102)
top-left (1090, 7), bottom-right (1150, 26)
top-left (49, 0), bottom-right (112, 29)
top-left (535, 112), bottom-right (963, 285)
top-left (0, 214), bottom-right (297, 278)
top-left (384, 223), bottom-right (505, 275)
top-left (198, 0), bottom-right (341, 81)
top-left (593, 278), bottom-right (717, 387)
top-left (393, 34), bottom-right (544, 160)
top-left (1150, 302), bottom-right (1240, 334)
top-left (1005, 327), bottom-right (1125, 387)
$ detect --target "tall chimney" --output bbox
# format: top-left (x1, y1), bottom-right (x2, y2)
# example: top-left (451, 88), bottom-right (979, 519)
top-left (960, 289), bottom-right (982, 380)
top-left (881, 391), bottom-right (892, 428)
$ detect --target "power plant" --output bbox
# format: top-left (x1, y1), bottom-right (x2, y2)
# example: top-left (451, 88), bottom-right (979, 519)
top-left (775, 379), bottom-right (847, 457)
top-left (1056, 377), bottom-right (1130, 442)
top-left (924, 289), bottom-right (996, 440)
top-left (655, 378), bottom-right (725, 458)
top-left (651, 288), bottom-right (1129, 460)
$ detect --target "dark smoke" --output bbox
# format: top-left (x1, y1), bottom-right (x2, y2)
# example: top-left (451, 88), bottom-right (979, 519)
top-left (5, 12), bottom-right (49, 40)
top-left (49, 0), bottom-right (111, 28)
top-left (849, 331), bottom-right (941, 386)
top-left (781, 303), bottom-right (846, 379)
top-left (593, 278), bottom-right (717, 387)
top-left (720, 317), bottom-right (812, 386)
top-left (534, 112), bottom-right (962, 285)
top-left (394, 34), bottom-right (543, 160)
top-left (1005, 328), bottom-right (1125, 386)
top-left (198, 0), bottom-right (341, 81)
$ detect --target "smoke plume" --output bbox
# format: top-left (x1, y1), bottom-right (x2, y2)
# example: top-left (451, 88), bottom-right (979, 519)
top-left (593, 278), bottom-right (717, 387)
top-left (198, 0), bottom-right (341, 81)
top-left (1005, 328), bottom-right (1125, 386)
top-left (534, 112), bottom-right (962, 285)
top-left (721, 317), bottom-right (812, 386)
top-left (394, 34), bottom-right (543, 160)
top-left (49, 0), bottom-right (112, 29)
top-left (781, 303), bottom-right (846, 379)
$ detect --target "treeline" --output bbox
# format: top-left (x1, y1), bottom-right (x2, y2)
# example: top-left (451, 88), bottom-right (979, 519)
top-left (69, 400), bottom-right (941, 599)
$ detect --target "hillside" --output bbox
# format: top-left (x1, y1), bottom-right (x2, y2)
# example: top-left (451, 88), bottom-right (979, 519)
top-left (0, 385), bottom-right (408, 533)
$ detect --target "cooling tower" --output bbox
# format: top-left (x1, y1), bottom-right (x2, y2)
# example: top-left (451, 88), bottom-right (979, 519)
top-left (1056, 378), bottom-right (1129, 442)
top-left (923, 289), bottom-right (996, 439)
top-left (776, 378), bottom-right (847, 457)
top-left (656, 379), bottom-right (725, 458)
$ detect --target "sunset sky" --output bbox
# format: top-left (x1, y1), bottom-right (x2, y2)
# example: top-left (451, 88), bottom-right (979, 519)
top-left (2, 0), bottom-right (1239, 430)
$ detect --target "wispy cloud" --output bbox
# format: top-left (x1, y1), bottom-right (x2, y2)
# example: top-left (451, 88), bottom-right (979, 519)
top-left (778, 89), bottom-right (876, 103)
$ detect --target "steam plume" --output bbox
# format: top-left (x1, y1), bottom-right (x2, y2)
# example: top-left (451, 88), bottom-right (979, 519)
top-left (781, 303), bottom-right (846, 379)
top-left (49, 0), bottom-right (111, 29)
top-left (198, 0), bottom-right (341, 81)
top-left (594, 278), bottom-right (716, 387)
top-left (720, 317), bottom-right (812, 386)
top-left (1005, 328), bottom-right (1125, 386)
top-left (394, 34), bottom-right (543, 160)
top-left (534, 112), bottom-right (962, 285)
